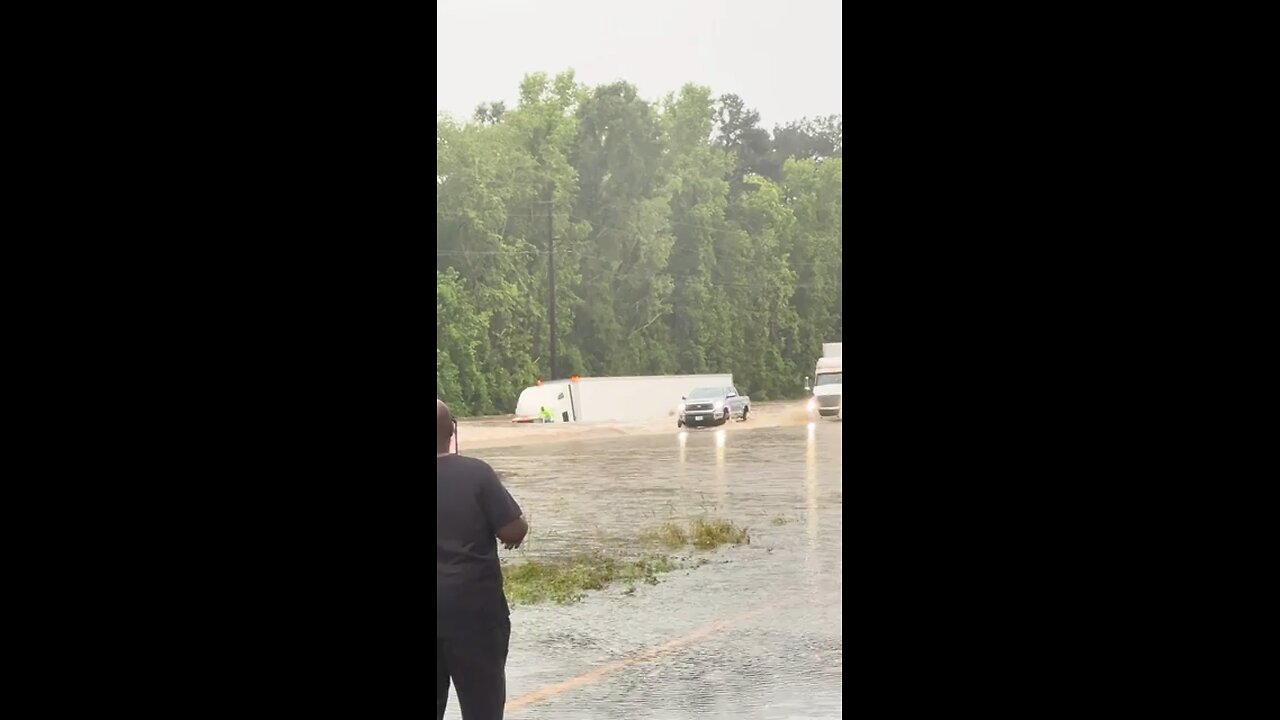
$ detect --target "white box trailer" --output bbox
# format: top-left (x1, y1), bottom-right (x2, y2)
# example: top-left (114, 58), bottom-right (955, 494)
top-left (515, 374), bottom-right (733, 424)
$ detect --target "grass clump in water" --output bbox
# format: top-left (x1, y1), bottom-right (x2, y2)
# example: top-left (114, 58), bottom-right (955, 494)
top-left (689, 518), bottom-right (750, 549)
top-left (503, 553), bottom-right (678, 606)
top-left (640, 521), bottom-right (688, 548)
top-left (640, 517), bottom-right (751, 551)
top-left (502, 517), bottom-right (750, 606)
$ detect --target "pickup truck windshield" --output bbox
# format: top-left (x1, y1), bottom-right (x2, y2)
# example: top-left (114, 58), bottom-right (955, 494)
top-left (815, 372), bottom-right (842, 386)
top-left (687, 387), bottom-right (724, 399)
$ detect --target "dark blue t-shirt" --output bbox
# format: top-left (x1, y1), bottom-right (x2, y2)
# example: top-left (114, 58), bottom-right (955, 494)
top-left (437, 454), bottom-right (522, 637)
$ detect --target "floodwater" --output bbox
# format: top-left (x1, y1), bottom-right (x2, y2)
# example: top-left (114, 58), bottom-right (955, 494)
top-left (444, 420), bottom-right (843, 719)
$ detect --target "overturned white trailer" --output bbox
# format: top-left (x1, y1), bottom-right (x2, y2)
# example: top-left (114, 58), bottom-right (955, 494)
top-left (515, 374), bottom-right (733, 424)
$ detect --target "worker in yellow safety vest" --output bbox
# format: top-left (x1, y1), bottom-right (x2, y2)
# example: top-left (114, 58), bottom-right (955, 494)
top-left (540, 406), bottom-right (554, 423)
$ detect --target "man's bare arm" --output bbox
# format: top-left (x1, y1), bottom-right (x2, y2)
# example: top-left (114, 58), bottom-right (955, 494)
top-left (497, 517), bottom-right (528, 549)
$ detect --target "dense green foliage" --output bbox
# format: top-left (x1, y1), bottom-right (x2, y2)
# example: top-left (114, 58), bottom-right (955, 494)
top-left (438, 71), bottom-right (841, 415)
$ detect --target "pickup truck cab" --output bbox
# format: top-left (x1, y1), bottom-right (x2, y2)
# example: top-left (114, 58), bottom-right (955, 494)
top-left (678, 385), bottom-right (750, 428)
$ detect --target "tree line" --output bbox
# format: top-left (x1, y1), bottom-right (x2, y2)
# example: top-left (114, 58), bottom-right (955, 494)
top-left (438, 71), bottom-right (841, 416)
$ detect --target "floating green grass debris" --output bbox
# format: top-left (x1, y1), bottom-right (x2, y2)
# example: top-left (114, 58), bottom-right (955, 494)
top-left (688, 518), bottom-right (751, 549)
top-left (641, 517), bottom-right (750, 550)
top-left (503, 553), bottom-right (677, 605)
top-left (502, 517), bottom-right (751, 606)
top-left (639, 521), bottom-right (688, 548)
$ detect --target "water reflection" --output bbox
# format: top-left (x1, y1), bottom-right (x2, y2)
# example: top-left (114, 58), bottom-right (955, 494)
top-left (806, 423), bottom-right (818, 547)
top-left (714, 429), bottom-right (727, 504)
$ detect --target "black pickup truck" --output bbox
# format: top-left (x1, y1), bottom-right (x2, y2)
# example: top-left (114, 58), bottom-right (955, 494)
top-left (677, 385), bottom-right (750, 428)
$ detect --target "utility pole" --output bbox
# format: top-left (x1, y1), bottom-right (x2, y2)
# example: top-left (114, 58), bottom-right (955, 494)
top-left (546, 184), bottom-right (558, 380)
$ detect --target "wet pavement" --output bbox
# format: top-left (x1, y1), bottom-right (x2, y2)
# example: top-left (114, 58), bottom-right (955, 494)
top-left (444, 420), bottom-right (843, 719)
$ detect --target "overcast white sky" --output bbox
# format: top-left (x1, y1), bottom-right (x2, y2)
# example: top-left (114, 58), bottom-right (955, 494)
top-left (437, 0), bottom-right (842, 129)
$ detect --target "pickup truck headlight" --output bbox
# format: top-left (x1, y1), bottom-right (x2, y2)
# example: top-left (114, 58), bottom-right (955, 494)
top-left (807, 397), bottom-right (817, 412)
top-left (713, 399), bottom-right (724, 409)
top-left (677, 403), bottom-right (685, 414)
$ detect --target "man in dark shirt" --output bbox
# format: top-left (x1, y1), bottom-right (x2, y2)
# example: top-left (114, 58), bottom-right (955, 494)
top-left (437, 399), bottom-right (528, 720)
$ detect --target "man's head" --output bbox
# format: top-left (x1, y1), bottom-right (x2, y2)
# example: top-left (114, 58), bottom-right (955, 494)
top-left (437, 399), bottom-right (454, 454)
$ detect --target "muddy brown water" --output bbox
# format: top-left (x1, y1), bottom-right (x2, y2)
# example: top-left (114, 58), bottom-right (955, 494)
top-left (442, 420), bottom-right (843, 719)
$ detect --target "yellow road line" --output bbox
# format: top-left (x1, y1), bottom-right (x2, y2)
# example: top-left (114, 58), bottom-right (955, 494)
top-left (505, 608), bottom-right (762, 713)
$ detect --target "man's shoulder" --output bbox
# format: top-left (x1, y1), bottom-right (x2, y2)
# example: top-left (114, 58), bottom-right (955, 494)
top-left (454, 454), bottom-right (494, 468)
top-left (439, 454), bottom-right (496, 475)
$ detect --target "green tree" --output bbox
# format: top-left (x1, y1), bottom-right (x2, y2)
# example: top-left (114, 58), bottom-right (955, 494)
top-left (569, 81), bottom-right (675, 375)
top-left (436, 71), bottom-right (843, 414)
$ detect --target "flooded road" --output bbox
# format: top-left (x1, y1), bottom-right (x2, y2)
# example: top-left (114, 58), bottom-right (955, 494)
top-left (445, 420), bottom-right (843, 719)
